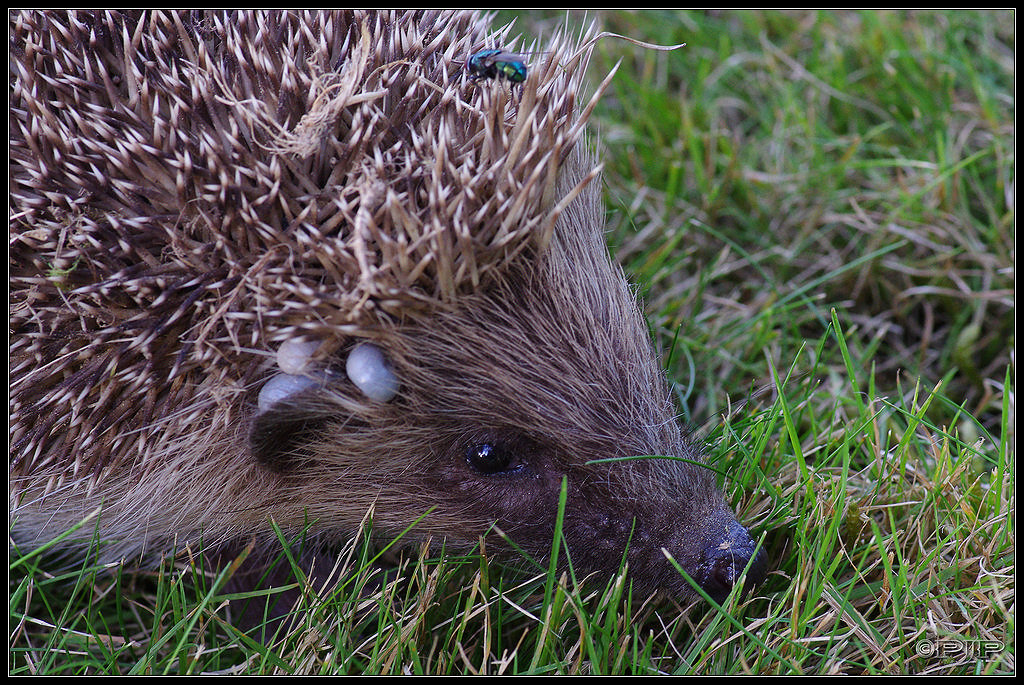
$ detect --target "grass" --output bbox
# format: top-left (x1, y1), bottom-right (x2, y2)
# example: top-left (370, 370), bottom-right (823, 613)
top-left (9, 10), bottom-right (1014, 675)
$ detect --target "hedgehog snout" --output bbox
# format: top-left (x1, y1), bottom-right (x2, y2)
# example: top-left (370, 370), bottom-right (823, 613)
top-left (693, 519), bottom-right (767, 604)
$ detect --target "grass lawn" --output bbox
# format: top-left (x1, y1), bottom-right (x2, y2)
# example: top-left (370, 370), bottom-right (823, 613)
top-left (9, 10), bottom-right (1014, 675)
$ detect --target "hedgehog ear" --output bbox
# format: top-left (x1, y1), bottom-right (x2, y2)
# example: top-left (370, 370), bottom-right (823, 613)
top-left (249, 406), bottom-right (327, 472)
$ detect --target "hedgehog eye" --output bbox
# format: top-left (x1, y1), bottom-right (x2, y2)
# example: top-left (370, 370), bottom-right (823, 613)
top-left (466, 442), bottom-right (521, 475)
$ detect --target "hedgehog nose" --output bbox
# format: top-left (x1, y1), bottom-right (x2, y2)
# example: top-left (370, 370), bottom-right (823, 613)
top-left (699, 520), bottom-right (767, 603)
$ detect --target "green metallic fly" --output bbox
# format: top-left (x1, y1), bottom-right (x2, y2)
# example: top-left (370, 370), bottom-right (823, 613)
top-left (466, 49), bottom-right (529, 83)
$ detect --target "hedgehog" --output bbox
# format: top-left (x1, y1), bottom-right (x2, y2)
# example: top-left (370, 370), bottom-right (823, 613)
top-left (9, 9), bottom-right (767, 614)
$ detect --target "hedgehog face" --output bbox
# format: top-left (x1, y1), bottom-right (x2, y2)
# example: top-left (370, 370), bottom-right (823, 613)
top-left (249, 237), bottom-right (766, 603)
